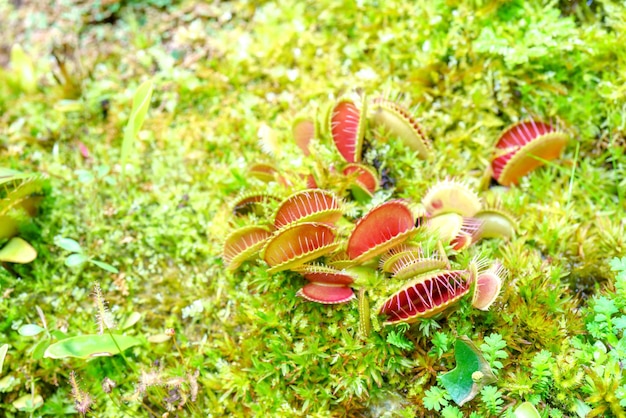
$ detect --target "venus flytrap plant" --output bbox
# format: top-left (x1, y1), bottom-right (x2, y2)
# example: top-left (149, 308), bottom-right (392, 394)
top-left (0, 169), bottom-right (45, 265)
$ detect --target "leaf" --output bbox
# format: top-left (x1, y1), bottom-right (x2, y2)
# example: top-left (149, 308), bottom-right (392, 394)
top-left (12, 394), bottom-right (43, 412)
top-left (10, 44), bottom-right (37, 93)
top-left (0, 216), bottom-right (19, 240)
top-left (121, 79), bottom-right (153, 174)
top-left (89, 259), bottom-right (119, 273)
top-left (120, 312), bottom-right (142, 330)
top-left (439, 336), bottom-right (497, 406)
top-left (43, 334), bottom-right (142, 359)
top-left (0, 344), bottom-right (8, 375)
top-left (0, 237), bottom-right (37, 263)
top-left (386, 329), bottom-right (414, 350)
top-left (514, 402), bottom-right (541, 418)
top-left (54, 237), bottom-right (83, 253)
top-left (610, 257), bottom-right (626, 273)
top-left (18, 324), bottom-right (45, 337)
top-left (147, 334), bottom-right (171, 343)
top-left (64, 253), bottom-right (88, 267)
top-left (31, 338), bottom-right (50, 361)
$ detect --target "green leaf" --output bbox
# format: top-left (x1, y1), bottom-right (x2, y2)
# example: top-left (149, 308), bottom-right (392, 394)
top-left (514, 401), bottom-right (541, 418)
top-left (31, 338), bottom-right (50, 361)
top-left (439, 336), bottom-right (497, 406)
top-left (423, 385), bottom-right (450, 411)
top-left (89, 259), bottom-right (119, 273)
top-left (120, 312), bottom-right (142, 330)
top-left (43, 334), bottom-right (142, 359)
top-left (0, 237), bottom-right (37, 263)
top-left (18, 324), bottom-right (45, 337)
top-left (386, 329), bottom-right (414, 350)
top-left (121, 79), bottom-right (154, 174)
top-left (54, 237), bottom-right (83, 253)
top-left (12, 394), bottom-right (43, 412)
top-left (9, 44), bottom-right (37, 93)
top-left (0, 344), bottom-right (8, 375)
top-left (65, 253), bottom-right (88, 267)
top-left (0, 216), bottom-right (19, 240)
top-left (609, 257), bottom-right (626, 273)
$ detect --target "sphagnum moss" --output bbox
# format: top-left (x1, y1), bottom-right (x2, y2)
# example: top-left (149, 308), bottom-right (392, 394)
top-left (1, 0), bottom-right (626, 416)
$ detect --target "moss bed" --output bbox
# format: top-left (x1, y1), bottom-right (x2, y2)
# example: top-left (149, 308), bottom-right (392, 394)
top-left (1, 1), bottom-right (625, 416)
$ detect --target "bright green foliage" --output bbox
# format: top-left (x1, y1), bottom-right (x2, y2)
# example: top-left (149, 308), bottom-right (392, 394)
top-left (1, 0), bottom-right (626, 416)
top-left (121, 79), bottom-right (153, 176)
top-left (430, 331), bottom-right (451, 358)
top-left (423, 385), bottom-right (450, 411)
top-left (44, 334), bottom-right (142, 359)
top-left (481, 385), bottom-right (505, 415)
top-left (439, 337), bottom-right (497, 406)
top-left (386, 328), bottom-right (415, 351)
top-left (441, 404), bottom-right (464, 418)
top-left (531, 350), bottom-right (555, 392)
top-left (480, 333), bottom-right (509, 373)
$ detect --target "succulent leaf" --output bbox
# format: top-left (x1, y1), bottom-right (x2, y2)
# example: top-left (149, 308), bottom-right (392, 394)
top-left (248, 163), bottom-right (280, 183)
top-left (343, 163), bottom-right (380, 202)
top-left (471, 262), bottom-right (506, 310)
top-left (0, 237), bottom-right (37, 264)
top-left (292, 117), bottom-right (315, 156)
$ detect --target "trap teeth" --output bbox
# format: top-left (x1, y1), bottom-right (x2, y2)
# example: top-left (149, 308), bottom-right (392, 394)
top-left (379, 269), bottom-right (471, 325)
top-left (262, 222), bottom-right (339, 274)
top-left (347, 200), bottom-right (418, 263)
top-left (329, 95), bottom-right (367, 163)
top-left (491, 120), bottom-right (568, 186)
top-left (369, 98), bottom-right (430, 159)
top-left (223, 225), bottom-right (273, 271)
top-left (273, 189), bottom-right (342, 229)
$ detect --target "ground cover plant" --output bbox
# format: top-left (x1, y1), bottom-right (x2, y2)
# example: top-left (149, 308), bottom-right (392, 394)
top-left (1, 0), bottom-right (625, 416)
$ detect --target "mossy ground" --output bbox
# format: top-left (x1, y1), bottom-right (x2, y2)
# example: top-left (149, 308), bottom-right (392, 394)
top-left (1, 0), bottom-right (625, 416)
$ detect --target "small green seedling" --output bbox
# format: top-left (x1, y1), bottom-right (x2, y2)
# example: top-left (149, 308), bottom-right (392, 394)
top-left (54, 236), bottom-right (118, 273)
top-left (121, 79), bottom-right (154, 176)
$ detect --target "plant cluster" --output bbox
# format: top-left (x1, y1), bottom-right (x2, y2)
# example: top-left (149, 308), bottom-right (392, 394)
top-left (222, 92), bottom-right (521, 329)
top-left (1, 0), bottom-right (626, 416)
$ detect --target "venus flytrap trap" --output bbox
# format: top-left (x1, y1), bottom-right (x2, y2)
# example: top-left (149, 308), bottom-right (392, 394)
top-left (0, 168), bottom-right (46, 265)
